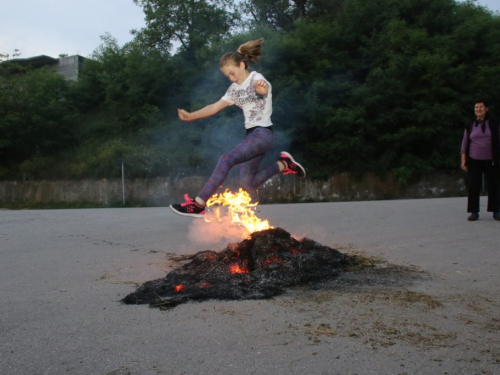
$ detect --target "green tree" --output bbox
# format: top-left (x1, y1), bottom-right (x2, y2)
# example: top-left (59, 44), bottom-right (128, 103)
top-left (239, 0), bottom-right (300, 30)
top-left (60, 34), bottom-right (195, 179)
top-left (3, 0), bottom-right (500, 184)
top-left (0, 63), bottom-right (80, 178)
top-left (132, 0), bottom-right (239, 57)
top-left (275, 0), bottom-right (500, 181)
top-left (239, 0), bottom-right (343, 30)
top-left (75, 33), bottom-right (180, 137)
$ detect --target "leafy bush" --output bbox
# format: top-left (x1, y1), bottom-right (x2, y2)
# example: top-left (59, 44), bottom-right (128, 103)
top-left (2, 0), bottom-right (500, 183)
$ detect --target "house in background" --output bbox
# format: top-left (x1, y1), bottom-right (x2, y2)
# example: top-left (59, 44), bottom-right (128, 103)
top-left (7, 54), bottom-right (87, 80)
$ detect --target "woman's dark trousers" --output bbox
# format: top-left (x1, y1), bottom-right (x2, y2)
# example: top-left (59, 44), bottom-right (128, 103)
top-left (467, 157), bottom-right (500, 213)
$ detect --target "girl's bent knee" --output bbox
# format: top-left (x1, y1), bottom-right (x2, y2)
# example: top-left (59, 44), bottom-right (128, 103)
top-left (239, 179), bottom-right (255, 191)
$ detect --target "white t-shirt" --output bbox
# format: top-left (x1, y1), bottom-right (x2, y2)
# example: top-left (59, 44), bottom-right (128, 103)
top-left (221, 71), bottom-right (273, 129)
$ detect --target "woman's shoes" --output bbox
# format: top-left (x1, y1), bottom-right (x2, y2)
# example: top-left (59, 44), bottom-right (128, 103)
top-left (467, 213), bottom-right (479, 221)
top-left (467, 213), bottom-right (500, 221)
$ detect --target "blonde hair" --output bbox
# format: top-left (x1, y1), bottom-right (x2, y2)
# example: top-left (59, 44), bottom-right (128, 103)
top-left (220, 38), bottom-right (265, 69)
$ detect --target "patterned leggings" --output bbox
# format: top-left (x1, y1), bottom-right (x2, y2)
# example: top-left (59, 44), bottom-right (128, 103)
top-left (197, 127), bottom-right (279, 202)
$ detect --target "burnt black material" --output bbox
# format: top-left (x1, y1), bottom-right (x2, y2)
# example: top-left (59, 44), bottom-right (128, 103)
top-left (123, 228), bottom-right (349, 309)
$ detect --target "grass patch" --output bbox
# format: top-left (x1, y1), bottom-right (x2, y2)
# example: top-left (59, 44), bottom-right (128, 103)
top-left (342, 253), bottom-right (383, 270)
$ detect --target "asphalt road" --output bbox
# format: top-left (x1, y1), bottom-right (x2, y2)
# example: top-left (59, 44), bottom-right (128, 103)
top-left (1, 197), bottom-right (499, 375)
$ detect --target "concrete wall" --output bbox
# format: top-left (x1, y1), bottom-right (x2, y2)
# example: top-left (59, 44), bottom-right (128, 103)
top-left (0, 171), bottom-right (467, 206)
top-left (56, 55), bottom-right (85, 81)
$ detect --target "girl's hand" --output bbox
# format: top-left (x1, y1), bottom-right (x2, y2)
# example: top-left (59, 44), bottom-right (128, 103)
top-left (178, 108), bottom-right (192, 121)
top-left (254, 79), bottom-right (268, 95)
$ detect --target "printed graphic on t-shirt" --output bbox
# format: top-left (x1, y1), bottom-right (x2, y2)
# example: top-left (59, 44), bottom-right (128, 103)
top-left (222, 71), bottom-right (272, 128)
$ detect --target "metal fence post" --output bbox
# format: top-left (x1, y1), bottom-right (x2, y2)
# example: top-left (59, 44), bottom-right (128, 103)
top-left (122, 162), bottom-right (125, 205)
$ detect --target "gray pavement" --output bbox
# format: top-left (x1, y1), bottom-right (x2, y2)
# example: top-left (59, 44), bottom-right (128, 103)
top-left (0, 197), bottom-right (499, 375)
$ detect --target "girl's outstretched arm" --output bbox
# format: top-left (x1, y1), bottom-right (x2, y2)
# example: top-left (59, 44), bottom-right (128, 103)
top-left (178, 99), bottom-right (230, 122)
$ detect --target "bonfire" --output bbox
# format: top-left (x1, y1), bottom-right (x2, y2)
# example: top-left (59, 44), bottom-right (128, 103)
top-left (123, 189), bottom-right (351, 309)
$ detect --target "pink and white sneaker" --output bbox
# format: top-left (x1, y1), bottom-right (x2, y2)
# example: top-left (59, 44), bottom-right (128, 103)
top-left (278, 151), bottom-right (306, 178)
top-left (170, 194), bottom-right (206, 218)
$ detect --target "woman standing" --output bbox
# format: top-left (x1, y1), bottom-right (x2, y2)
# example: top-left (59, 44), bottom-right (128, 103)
top-left (170, 38), bottom-right (305, 218)
top-left (460, 98), bottom-right (500, 221)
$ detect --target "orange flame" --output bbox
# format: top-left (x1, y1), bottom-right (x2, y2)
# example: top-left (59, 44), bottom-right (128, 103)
top-left (205, 188), bottom-right (273, 234)
top-left (174, 285), bottom-right (186, 293)
top-left (229, 264), bottom-right (249, 274)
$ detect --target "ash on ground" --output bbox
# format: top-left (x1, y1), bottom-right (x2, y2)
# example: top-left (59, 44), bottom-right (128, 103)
top-left (123, 227), bottom-right (358, 309)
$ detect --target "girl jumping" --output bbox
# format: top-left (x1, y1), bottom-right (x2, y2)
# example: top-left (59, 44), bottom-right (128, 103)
top-left (170, 38), bottom-right (306, 218)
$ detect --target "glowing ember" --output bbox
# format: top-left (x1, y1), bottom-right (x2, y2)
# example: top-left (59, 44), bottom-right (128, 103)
top-left (123, 228), bottom-right (352, 310)
top-left (205, 188), bottom-right (273, 234)
top-left (229, 264), bottom-right (249, 274)
top-left (174, 285), bottom-right (186, 293)
top-left (263, 257), bottom-right (282, 266)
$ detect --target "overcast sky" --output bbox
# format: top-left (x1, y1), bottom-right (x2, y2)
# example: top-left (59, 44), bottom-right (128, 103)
top-left (1, 0), bottom-right (145, 58)
top-left (1, 0), bottom-right (499, 59)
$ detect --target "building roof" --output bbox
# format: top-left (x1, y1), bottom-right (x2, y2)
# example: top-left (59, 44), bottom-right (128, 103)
top-left (7, 55), bottom-right (59, 68)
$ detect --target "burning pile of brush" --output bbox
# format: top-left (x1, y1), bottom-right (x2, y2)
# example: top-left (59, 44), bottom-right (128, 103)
top-left (123, 190), bottom-right (351, 309)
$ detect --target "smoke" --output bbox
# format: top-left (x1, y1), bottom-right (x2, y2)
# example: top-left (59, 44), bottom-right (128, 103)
top-left (188, 206), bottom-right (249, 245)
top-left (154, 50), bottom-right (296, 185)
top-left (290, 225), bottom-right (329, 244)
top-left (200, 115), bottom-right (245, 165)
top-left (180, 61), bottom-right (294, 171)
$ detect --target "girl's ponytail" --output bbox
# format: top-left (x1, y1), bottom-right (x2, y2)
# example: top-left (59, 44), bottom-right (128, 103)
top-left (237, 38), bottom-right (265, 65)
top-left (220, 38), bottom-right (265, 68)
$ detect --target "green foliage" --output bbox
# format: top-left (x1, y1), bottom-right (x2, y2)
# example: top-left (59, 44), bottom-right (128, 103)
top-left (238, 0), bottom-right (300, 31)
top-left (132, 0), bottom-right (240, 56)
top-left (0, 63), bottom-right (80, 177)
top-left (268, 0), bottom-right (500, 179)
top-left (2, 0), bottom-right (500, 184)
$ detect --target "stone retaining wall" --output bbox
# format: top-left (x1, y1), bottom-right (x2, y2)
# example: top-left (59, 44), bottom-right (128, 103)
top-left (0, 171), bottom-right (467, 206)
